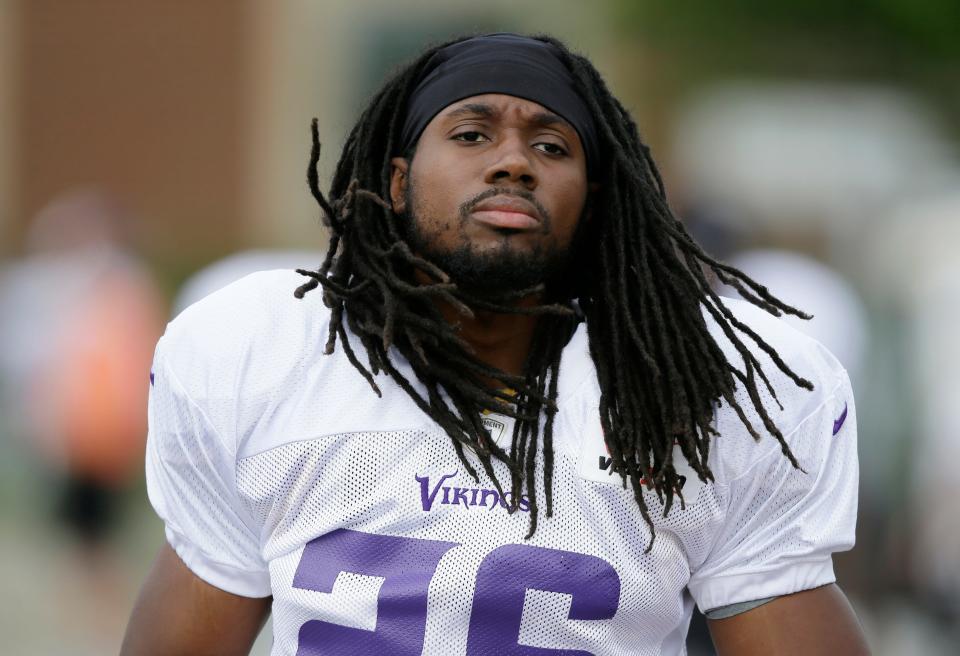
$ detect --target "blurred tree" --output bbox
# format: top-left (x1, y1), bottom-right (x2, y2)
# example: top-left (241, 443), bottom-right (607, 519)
top-left (612, 0), bottom-right (960, 133)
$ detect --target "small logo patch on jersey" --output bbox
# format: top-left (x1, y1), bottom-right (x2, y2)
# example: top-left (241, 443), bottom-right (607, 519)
top-left (577, 418), bottom-right (706, 502)
top-left (149, 370), bottom-right (155, 386)
top-left (832, 402), bottom-right (848, 435)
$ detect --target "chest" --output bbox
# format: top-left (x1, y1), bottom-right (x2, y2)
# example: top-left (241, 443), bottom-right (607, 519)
top-left (235, 417), bottom-right (722, 655)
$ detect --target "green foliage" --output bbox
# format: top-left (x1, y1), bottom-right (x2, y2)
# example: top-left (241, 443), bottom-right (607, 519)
top-left (616, 0), bottom-right (960, 61)
top-left (611, 0), bottom-right (960, 133)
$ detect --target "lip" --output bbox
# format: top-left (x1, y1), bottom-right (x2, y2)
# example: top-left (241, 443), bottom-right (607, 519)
top-left (470, 195), bottom-right (541, 231)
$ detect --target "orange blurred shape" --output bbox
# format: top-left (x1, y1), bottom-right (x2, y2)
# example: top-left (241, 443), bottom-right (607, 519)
top-left (31, 268), bottom-right (162, 486)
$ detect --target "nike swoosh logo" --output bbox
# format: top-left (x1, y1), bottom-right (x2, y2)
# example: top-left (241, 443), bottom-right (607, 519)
top-left (150, 371), bottom-right (155, 386)
top-left (832, 403), bottom-right (848, 435)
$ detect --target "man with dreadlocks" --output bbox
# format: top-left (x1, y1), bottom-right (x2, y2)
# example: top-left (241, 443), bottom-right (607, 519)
top-left (123, 33), bottom-right (869, 656)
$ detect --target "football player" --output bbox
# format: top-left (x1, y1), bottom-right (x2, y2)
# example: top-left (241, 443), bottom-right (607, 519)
top-left (122, 33), bottom-right (870, 655)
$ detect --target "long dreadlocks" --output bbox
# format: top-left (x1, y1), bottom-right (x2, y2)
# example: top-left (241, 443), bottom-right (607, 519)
top-left (293, 34), bottom-right (813, 545)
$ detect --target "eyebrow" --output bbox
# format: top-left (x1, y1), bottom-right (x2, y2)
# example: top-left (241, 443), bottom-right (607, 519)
top-left (446, 103), bottom-right (496, 119)
top-left (444, 102), bottom-right (572, 130)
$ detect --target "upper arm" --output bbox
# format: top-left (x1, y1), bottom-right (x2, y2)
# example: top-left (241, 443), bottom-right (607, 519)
top-left (707, 583), bottom-right (870, 655)
top-left (127, 335), bottom-right (274, 655)
top-left (145, 338), bottom-right (271, 596)
top-left (688, 352), bottom-right (859, 614)
top-left (121, 542), bottom-right (272, 656)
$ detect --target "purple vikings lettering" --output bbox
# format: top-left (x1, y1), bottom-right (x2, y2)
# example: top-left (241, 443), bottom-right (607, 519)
top-left (416, 471), bottom-right (456, 510)
top-left (451, 487), bottom-right (471, 506)
top-left (415, 472), bottom-right (530, 513)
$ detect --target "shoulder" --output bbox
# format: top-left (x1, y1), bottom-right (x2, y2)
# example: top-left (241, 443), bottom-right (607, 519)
top-left (705, 296), bottom-right (853, 483)
top-left (155, 268), bottom-right (330, 412)
top-left (709, 296), bottom-right (847, 391)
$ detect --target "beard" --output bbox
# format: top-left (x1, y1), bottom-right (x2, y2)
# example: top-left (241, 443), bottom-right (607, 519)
top-left (402, 180), bottom-right (579, 298)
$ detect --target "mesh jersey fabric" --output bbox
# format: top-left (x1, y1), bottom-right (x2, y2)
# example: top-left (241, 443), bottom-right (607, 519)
top-left (145, 269), bottom-right (859, 656)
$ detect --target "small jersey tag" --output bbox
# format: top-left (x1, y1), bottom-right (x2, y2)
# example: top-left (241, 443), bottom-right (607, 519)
top-left (479, 390), bottom-right (517, 449)
top-left (481, 412), bottom-right (514, 448)
top-left (576, 418), bottom-right (706, 502)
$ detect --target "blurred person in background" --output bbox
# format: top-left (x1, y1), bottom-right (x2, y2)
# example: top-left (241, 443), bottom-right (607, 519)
top-left (720, 250), bottom-right (868, 381)
top-left (867, 194), bottom-right (960, 642)
top-left (123, 33), bottom-right (868, 655)
top-left (0, 188), bottom-right (164, 551)
top-left (172, 249), bottom-right (322, 318)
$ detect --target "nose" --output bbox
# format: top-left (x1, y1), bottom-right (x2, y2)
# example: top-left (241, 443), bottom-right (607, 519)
top-left (483, 134), bottom-right (537, 189)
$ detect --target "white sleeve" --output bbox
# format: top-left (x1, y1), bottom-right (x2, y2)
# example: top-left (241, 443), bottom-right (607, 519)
top-left (145, 338), bottom-right (271, 597)
top-left (688, 371), bottom-right (858, 613)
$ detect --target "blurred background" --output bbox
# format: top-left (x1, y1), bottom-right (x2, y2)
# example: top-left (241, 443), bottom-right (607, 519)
top-left (0, 1), bottom-right (957, 654)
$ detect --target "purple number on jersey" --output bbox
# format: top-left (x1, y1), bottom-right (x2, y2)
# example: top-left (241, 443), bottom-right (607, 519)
top-left (466, 544), bottom-right (621, 655)
top-left (293, 528), bottom-right (458, 656)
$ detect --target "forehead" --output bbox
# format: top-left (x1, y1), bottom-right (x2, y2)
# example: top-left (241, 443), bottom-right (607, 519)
top-left (433, 93), bottom-right (576, 131)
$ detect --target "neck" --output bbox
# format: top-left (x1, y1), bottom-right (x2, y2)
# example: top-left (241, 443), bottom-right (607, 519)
top-left (414, 270), bottom-right (540, 381)
top-left (442, 296), bottom-right (541, 380)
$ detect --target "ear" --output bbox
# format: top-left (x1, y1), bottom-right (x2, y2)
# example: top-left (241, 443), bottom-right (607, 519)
top-left (390, 157), bottom-right (410, 214)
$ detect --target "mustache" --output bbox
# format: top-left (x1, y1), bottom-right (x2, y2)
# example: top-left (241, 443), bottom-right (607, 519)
top-left (458, 187), bottom-right (552, 228)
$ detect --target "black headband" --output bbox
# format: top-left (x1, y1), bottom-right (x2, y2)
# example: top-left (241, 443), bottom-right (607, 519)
top-left (399, 33), bottom-right (600, 171)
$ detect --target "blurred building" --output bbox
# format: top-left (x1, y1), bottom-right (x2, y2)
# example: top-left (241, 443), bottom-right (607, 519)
top-left (0, 0), bottom-right (607, 269)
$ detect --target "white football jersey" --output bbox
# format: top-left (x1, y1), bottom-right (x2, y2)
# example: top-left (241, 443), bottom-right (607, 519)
top-left (146, 269), bottom-right (858, 655)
